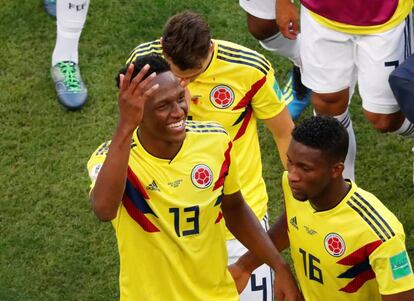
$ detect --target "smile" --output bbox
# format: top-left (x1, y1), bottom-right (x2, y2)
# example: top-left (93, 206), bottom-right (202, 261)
top-left (167, 119), bottom-right (185, 129)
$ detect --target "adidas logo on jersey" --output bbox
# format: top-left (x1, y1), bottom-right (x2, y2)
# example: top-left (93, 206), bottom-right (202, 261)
top-left (146, 180), bottom-right (160, 192)
top-left (290, 216), bottom-right (298, 229)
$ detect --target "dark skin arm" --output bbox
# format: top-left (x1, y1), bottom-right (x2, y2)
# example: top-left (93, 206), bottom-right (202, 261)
top-left (382, 289), bottom-right (414, 301)
top-left (229, 211), bottom-right (290, 293)
top-left (222, 194), bottom-right (301, 301)
top-left (90, 64), bottom-right (158, 221)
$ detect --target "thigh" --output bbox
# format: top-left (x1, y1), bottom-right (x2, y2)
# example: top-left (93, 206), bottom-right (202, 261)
top-left (239, 0), bottom-right (276, 20)
top-left (300, 6), bottom-right (355, 93)
top-left (357, 15), bottom-right (413, 114)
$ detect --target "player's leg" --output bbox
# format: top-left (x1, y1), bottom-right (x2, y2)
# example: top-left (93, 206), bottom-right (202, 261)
top-left (239, 0), bottom-right (310, 120)
top-left (51, 0), bottom-right (89, 110)
top-left (227, 214), bottom-right (273, 301)
top-left (300, 6), bottom-right (356, 180)
top-left (357, 15), bottom-right (414, 137)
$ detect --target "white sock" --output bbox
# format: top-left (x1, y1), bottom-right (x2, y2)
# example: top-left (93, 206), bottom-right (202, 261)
top-left (259, 32), bottom-right (300, 66)
top-left (334, 110), bottom-right (356, 180)
top-left (392, 118), bottom-right (414, 137)
top-left (52, 0), bottom-right (90, 66)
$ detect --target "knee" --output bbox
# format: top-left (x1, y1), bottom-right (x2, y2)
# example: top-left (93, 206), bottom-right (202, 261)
top-left (246, 15), bottom-right (278, 40)
top-left (364, 111), bottom-right (404, 133)
top-left (312, 91), bottom-right (349, 116)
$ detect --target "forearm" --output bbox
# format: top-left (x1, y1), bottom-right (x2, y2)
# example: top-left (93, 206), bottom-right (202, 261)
top-left (236, 212), bottom-right (290, 273)
top-left (91, 124), bottom-right (134, 221)
top-left (222, 196), bottom-right (288, 272)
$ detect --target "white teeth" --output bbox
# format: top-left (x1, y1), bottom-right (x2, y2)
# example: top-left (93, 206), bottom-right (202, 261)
top-left (168, 120), bottom-right (184, 128)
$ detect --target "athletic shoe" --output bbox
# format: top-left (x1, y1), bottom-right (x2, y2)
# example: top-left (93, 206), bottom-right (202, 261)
top-left (282, 66), bottom-right (312, 120)
top-left (51, 61), bottom-right (88, 111)
top-left (44, 0), bottom-right (56, 17)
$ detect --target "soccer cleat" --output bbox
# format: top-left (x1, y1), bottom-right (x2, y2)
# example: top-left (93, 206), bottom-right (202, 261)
top-left (44, 0), bottom-right (56, 17)
top-left (51, 61), bottom-right (88, 111)
top-left (282, 66), bottom-right (312, 120)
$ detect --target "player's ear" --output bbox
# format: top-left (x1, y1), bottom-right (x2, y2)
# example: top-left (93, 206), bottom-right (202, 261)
top-left (209, 40), bottom-right (214, 53)
top-left (160, 37), bottom-right (163, 46)
top-left (331, 162), bottom-right (344, 179)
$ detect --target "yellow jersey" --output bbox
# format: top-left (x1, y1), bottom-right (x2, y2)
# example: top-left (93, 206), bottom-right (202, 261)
top-left (127, 39), bottom-right (286, 239)
top-left (87, 121), bottom-right (240, 301)
top-left (283, 172), bottom-right (414, 300)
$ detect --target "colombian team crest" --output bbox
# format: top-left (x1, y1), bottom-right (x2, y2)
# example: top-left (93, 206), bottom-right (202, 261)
top-left (210, 85), bottom-right (235, 109)
top-left (324, 233), bottom-right (346, 257)
top-left (191, 164), bottom-right (213, 189)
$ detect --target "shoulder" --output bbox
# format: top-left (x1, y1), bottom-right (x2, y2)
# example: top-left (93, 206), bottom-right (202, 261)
top-left (214, 39), bottom-right (272, 76)
top-left (126, 39), bottom-right (162, 64)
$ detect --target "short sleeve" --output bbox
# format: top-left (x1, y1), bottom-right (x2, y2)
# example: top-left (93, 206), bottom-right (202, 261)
top-left (86, 141), bottom-right (111, 191)
top-left (370, 232), bottom-right (414, 295)
top-left (251, 65), bottom-right (286, 120)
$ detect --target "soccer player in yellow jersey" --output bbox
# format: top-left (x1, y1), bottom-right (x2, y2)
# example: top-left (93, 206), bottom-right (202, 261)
top-left (277, 0), bottom-right (414, 181)
top-left (230, 116), bottom-right (414, 301)
top-left (86, 55), bottom-right (302, 301)
top-left (125, 11), bottom-right (294, 301)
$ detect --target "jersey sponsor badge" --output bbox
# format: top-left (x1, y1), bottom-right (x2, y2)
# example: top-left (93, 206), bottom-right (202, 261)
top-left (324, 233), bottom-right (346, 257)
top-left (390, 251), bottom-right (413, 280)
top-left (191, 164), bottom-right (213, 189)
top-left (210, 85), bottom-right (234, 109)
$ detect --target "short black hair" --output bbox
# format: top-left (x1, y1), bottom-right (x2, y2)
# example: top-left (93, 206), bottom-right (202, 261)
top-left (115, 54), bottom-right (170, 88)
top-left (292, 116), bottom-right (349, 162)
top-left (162, 11), bottom-right (211, 70)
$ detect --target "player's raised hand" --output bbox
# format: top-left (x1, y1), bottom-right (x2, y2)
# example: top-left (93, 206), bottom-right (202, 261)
top-left (276, 0), bottom-right (299, 40)
top-left (274, 262), bottom-right (304, 301)
top-left (118, 63), bottom-right (159, 132)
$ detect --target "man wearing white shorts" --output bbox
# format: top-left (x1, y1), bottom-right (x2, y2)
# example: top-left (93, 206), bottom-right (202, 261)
top-left (277, 0), bottom-right (414, 180)
top-left (239, 0), bottom-right (311, 120)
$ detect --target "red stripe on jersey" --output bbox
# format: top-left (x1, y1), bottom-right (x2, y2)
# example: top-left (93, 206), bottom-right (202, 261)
top-left (215, 211), bottom-right (223, 224)
top-left (233, 108), bottom-right (253, 141)
top-left (122, 194), bottom-right (160, 232)
top-left (127, 166), bottom-right (150, 199)
top-left (213, 141), bottom-right (233, 191)
top-left (233, 76), bottom-right (267, 110)
top-left (337, 240), bottom-right (382, 265)
top-left (339, 269), bottom-right (376, 293)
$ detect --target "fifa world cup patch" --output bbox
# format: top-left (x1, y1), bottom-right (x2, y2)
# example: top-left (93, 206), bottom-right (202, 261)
top-left (210, 85), bottom-right (235, 109)
top-left (191, 164), bottom-right (213, 189)
top-left (324, 233), bottom-right (346, 257)
top-left (390, 251), bottom-right (413, 280)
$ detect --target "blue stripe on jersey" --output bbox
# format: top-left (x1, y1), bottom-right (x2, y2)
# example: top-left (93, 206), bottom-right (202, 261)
top-left (217, 55), bottom-right (268, 75)
top-left (354, 192), bottom-right (395, 237)
top-left (217, 44), bottom-right (270, 68)
top-left (125, 180), bottom-right (157, 216)
top-left (337, 257), bottom-right (371, 278)
top-left (347, 200), bottom-right (386, 242)
top-left (217, 49), bottom-right (270, 73)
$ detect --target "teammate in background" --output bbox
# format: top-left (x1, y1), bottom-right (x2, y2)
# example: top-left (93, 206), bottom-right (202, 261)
top-left (276, 0), bottom-right (414, 180)
top-left (230, 116), bottom-right (414, 301)
top-left (239, 0), bottom-right (311, 120)
top-left (86, 55), bottom-right (302, 301)
top-left (44, 0), bottom-right (89, 110)
top-left (126, 11), bottom-right (294, 301)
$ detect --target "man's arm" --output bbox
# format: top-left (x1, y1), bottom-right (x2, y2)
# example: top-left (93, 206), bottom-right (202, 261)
top-left (222, 192), bottom-right (301, 301)
top-left (263, 107), bottom-right (294, 169)
top-left (90, 64), bottom-right (157, 221)
top-left (382, 289), bottom-right (414, 301)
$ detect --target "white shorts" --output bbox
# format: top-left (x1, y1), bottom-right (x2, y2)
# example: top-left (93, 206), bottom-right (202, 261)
top-left (300, 6), bottom-right (413, 114)
top-left (227, 214), bottom-right (273, 301)
top-left (239, 0), bottom-right (276, 20)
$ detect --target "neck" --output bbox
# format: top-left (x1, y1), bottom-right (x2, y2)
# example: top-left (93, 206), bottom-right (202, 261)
top-left (137, 129), bottom-right (183, 160)
top-left (310, 179), bottom-right (350, 211)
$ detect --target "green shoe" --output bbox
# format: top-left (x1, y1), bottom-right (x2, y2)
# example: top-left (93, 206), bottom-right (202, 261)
top-left (51, 61), bottom-right (88, 111)
top-left (44, 0), bottom-right (56, 17)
